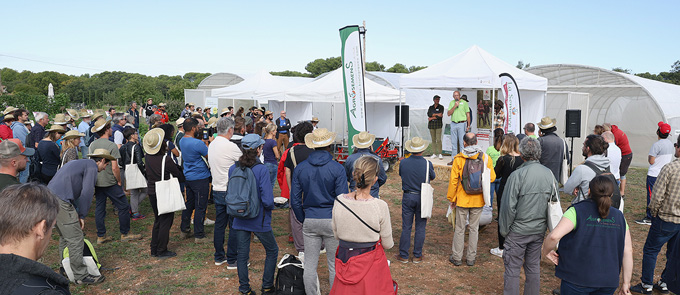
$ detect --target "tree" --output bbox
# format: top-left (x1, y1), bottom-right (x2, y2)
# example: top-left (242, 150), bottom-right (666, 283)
top-left (305, 57), bottom-right (342, 77)
top-left (408, 65), bottom-right (427, 72)
top-left (612, 67), bottom-right (631, 74)
top-left (365, 61), bottom-right (385, 72)
top-left (671, 60), bottom-right (680, 73)
top-left (270, 70), bottom-right (312, 77)
top-left (386, 63), bottom-right (409, 73)
top-left (516, 60), bottom-right (531, 69)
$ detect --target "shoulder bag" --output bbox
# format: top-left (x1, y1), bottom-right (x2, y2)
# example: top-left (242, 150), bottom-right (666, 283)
top-left (156, 154), bottom-right (186, 215)
top-left (125, 145), bottom-right (147, 190)
top-left (547, 180), bottom-right (563, 231)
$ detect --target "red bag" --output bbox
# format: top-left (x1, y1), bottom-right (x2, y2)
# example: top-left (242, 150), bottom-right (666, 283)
top-left (330, 240), bottom-right (398, 295)
top-left (276, 143), bottom-right (301, 199)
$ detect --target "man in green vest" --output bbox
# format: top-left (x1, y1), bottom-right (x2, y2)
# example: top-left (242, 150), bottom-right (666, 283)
top-left (446, 91), bottom-right (471, 165)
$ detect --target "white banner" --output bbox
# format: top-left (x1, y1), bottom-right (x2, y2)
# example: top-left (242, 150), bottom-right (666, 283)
top-left (500, 73), bottom-right (521, 135)
top-left (339, 26), bottom-right (366, 150)
top-left (205, 97), bottom-right (219, 116)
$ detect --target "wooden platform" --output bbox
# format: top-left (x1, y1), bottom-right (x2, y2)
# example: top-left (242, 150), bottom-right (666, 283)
top-left (394, 155), bottom-right (452, 181)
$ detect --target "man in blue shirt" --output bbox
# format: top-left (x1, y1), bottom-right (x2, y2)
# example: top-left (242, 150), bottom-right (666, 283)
top-left (397, 137), bottom-right (435, 264)
top-left (179, 117), bottom-right (212, 243)
top-left (10, 109), bottom-right (30, 183)
top-left (275, 111), bottom-right (291, 154)
top-left (343, 131), bottom-right (387, 198)
top-left (77, 110), bottom-right (92, 159)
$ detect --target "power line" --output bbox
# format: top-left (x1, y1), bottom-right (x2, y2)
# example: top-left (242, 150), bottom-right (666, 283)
top-left (0, 53), bottom-right (106, 72)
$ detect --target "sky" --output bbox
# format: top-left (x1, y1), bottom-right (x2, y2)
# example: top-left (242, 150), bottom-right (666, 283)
top-left (2, 1), bottom-right (679, 77)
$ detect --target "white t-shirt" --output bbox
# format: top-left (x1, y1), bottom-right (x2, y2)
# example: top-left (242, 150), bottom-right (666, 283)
top-left (648, 139), bottom-right (675, 177)
top-left (606, 144), bottom-right (622, 180)
top-left (208, 136), bottom-right (242, 191)
top-left (113, 130), bottom-right (124, 145)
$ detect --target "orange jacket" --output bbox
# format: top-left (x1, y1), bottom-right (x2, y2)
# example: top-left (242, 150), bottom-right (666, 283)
top-left (446, 151), bottom-right (496, 208)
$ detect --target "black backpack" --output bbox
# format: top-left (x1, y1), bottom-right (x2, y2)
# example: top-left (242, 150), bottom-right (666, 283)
top-left (25, 135), bottom-right (42, 182)
top-left (275, 254), bottom-right (305, 295)
top-left (583, 161), bottom-right (622, 209)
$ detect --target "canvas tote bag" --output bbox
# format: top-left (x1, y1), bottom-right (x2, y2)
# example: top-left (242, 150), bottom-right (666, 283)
top-left (420, 160), bottom-right (434, 219)
top-left (560, 138), bottom-right (569, 185)
top-left (547, 180), bottom-right (563, 231)
top-left (482, 153), bottom-right (491, 207)
top-left (125, 145), bottom-right (147, 190)
top-left (156, 154), bottom-right (186, 215)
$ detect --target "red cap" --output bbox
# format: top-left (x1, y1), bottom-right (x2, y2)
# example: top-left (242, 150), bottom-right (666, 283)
top-left (658, 121), bottom-right (671, 134)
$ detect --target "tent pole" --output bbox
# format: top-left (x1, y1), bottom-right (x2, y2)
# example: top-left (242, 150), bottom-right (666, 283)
top-left (398, 88), bottom-right (403, 157)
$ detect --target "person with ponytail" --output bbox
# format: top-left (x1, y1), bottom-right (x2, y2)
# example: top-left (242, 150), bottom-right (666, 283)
top-left (331, 156), bottom-right (395, 294)
top-left (542, 175), bottom-right (632, 295)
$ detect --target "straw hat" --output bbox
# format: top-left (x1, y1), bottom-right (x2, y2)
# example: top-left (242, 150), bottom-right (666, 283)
top-left (404, 137), bottom-right (430, 153)
top-left (79, 109), bottom-right (92, 118)
top-left (311, 117), bottom-right (319, 123)
top-left (62, 130), bottom-right (86, 140)
top-left (87, 148), bottom-right (116, 161)
top-left (51, 114), bottom-right (69, 125)
top-left (304, 128), bottom-right (336, 149)
top-left (264, 110), bottom-right (273, 116)
top-left (188, 103), bottom-right (195, 107)
top-left (352, 131), bottom-right (375, 149)
top-left (2, 114), bottom-right (14, 121)
top-left (66, 109), bottom-right (80, 120)
top-left (143, 128), bottom-right (165, 155)
top-left (45, 124), bottom-right (66, 133)
top-left (175, 118), bottom-right (185, 126)
top-left (91, 118), bottom-right (112, 133)
top-left (2, 106), bottom-right (17, 115)
top-left (158, 103), bottom-right (167, 107)
top-left (537, 116), bottom-right (556, 130)
top-left (220, 108), bottom-right (230, 116)
top-left (91, 111), bottom-right (105, 121)
top-left (206, 117), bottom-right (218, 128)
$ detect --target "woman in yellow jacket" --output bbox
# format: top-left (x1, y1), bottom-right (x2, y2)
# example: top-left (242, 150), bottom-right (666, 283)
top-left (446, 133), bottom-right (495, 266)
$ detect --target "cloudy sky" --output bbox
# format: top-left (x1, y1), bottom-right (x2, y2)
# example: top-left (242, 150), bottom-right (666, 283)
top-left (2, 0), bottom-right (678, 77)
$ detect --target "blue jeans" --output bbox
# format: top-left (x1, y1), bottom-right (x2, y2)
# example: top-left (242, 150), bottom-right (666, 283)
top-left (490, 178), bottom-right (501, 207)
top-left (399, 193), bottom-right (428, 259)
top-left (235, 229), bottom-right (279, 293)
top-left (264, 162), bottom-right (277, 189)
top-left (646, 176), bottom-right (657, 220)
top-left (94, 185), bottom-right (131, 237)
top-left (213, 190), bottom-right (238, 263)
top-left (641, 216), bottom-right (680, 285)
top-left (181, 177), bottom-right (210, 238)
top-left (80, 146), bottom-right (88, 159)
top-left (560, 280), bottom-right (616, 295)
top-left (450, 122), bottom-right (466, 158)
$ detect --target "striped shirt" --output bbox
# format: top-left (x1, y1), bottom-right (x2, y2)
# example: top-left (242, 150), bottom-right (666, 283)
top-left (650, 158), bottom-right (680, 223)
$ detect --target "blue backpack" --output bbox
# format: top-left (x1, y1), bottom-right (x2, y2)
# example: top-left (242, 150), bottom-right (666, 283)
top-left (226, 162), bottom-right (261, 219)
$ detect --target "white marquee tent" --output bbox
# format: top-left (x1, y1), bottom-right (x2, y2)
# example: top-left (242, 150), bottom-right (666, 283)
top-left (399, 45), bottom-right (548, 152)
top-left (527, 64), bottom-right (680, 166)
top-left (266, 69), bottom-right (403, 144)
top-left (211, 70), bottom-right (311, 104)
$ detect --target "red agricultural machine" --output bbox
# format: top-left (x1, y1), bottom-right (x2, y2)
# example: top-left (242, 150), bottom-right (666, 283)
top-left (335, 137), bottom-right (400, 171)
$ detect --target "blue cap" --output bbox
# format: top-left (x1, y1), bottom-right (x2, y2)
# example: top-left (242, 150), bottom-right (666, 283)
top-left (241, 134), bottom-right (265, 150)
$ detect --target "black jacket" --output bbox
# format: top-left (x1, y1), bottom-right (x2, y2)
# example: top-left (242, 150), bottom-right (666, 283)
top-left (119, 141), bottom-right (145, 174)
top-left (275, 117), bottom-right (291, 134)
top-left (0, 254), bottom-right (70, 294)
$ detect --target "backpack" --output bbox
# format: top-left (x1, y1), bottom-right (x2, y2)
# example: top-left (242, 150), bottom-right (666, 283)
top-left (275, 254), bottom-right (305, 295)
top-left (583, 161), bottom-right (622, 209)
top-left (26, 135), bottom-right (42, 182)
top-left (226, 161), bottom-right (261, 219)
top-left (61, 238), bottom-right (102, 282)
top-left (461, 153), bottom-right (485, 194)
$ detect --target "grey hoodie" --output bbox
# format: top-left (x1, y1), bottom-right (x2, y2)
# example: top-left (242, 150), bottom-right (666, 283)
top-left (562, 154), bottom-right (610, 204)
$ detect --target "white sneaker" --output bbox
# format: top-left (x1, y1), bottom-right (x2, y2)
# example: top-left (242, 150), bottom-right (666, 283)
top-left (320, 248), bottom-right (326, 254)
top-left (297, 252), bottom-right (304, 263)
top-left (204, 218), bottom-right (215, 226)
top-left (430, 154), bottom-right (437, 159)
top-left (490, 247), bottom-right (503, 258)
top-left (438, 154), bottom-right (443, 159)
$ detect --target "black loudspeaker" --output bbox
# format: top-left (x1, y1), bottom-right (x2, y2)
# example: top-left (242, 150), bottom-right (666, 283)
top-left (395, 105), bottom-right (410, 127)
top-left (565, 109), bottom-right (581, 138)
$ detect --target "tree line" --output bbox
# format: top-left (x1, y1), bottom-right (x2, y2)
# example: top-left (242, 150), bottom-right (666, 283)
top-left (270, 57), bottom-right (427, 77)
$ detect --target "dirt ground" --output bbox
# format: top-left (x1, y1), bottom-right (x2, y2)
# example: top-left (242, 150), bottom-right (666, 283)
top-left (41, 166), bottom-right (669, 294)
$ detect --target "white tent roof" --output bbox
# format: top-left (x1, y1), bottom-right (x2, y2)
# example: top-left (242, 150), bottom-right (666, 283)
top-left (399, 45), bottom-right (548, 91)
top-left (281, 69), bottom-right (402, 103)
top-left (210, 70), bottom-right (311, 101)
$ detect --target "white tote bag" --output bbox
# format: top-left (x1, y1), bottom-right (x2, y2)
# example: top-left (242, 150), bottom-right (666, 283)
top-left (125, 145), bottom-right (147, 190)
top-left (156, 154), bottom-right (186, 215)
top-left (547, 181), bottom-right (563, 231)
top-left (482, 153), bottom-right (491, 207)
top-left (420, 160), bottom-right (434, 219)
top-left (560, 138), bottom-right (569, 185)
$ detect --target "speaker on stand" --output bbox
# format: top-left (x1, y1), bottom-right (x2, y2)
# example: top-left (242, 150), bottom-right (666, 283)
top-left (395, 105), bottom-right (409, 156)
top-left (565, 109), bottom-right (581, 175)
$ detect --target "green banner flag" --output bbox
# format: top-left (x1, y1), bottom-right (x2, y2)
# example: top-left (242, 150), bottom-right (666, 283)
top-left (339, 25), bottom-right (366, 154)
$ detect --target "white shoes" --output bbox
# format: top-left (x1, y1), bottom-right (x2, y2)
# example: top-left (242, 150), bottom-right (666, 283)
top-left (191, 218), bottom-right (215, 226)
top-left (297, 252), bottom-right (305, 263)
top-left (490, 247), bottom-right (503, 258)
top-left (438, 154), bottom-right (443, 159)
top-left (430, 154), bottom-right (437, 159)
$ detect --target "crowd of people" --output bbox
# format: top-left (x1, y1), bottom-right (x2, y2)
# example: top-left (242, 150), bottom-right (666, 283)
top-left (0, 94), bottom-right (679, 295)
